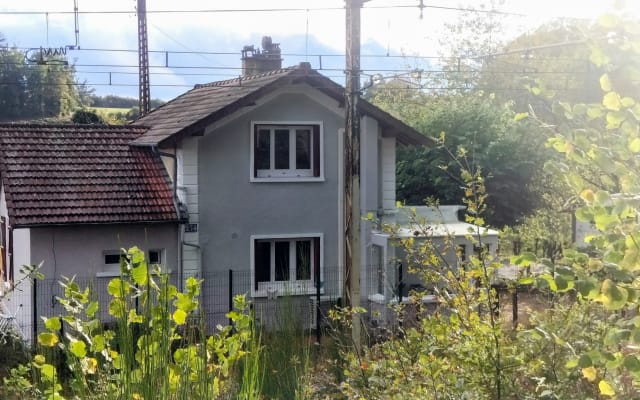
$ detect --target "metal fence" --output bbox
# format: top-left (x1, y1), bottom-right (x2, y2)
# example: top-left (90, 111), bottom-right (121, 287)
top-left (4, 262), bottom-right (531, 345)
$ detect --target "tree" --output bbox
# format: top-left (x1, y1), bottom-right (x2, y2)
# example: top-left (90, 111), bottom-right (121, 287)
top-left (0, 35), bottom-right (80, 121)
top-left (71, 109), bottom-right (105, 124)
top-left (515, 12), bottom-right (640, 397)
top-left (368, 81), bottom-right (549, 227)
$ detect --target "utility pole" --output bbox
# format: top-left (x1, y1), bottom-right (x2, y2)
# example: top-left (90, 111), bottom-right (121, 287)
top-left (345, 0), bottom-right (367, 349)
top-left (137, 0), bottom-right (150, 115)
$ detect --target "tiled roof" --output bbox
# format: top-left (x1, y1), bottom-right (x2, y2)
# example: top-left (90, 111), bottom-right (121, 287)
top-left (0, 124), bottom-right (179, 227)
top-left (131, 63), bottom-right (433, 147)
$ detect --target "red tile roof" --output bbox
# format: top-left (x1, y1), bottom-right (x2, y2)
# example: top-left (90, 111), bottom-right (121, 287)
top-left (0, 124), bottom-right (179, 227)
top-left (131, 63), bottom-right (433, 147)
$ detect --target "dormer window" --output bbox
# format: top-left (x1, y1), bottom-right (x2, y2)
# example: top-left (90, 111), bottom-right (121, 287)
top-left (251, 122), bottom-right (323, 182)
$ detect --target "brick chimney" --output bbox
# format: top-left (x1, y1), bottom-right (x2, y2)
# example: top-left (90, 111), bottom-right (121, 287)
top-left (241, 36), bottom-right (282, 76)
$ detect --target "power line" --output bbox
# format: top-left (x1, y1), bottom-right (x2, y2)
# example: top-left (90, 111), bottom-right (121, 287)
top-left (7, 46), bottom-right (594, 64)
top-left (0, 80), bottom-right (614, 92)
top-left (0, 4), bottom-right (529, 17)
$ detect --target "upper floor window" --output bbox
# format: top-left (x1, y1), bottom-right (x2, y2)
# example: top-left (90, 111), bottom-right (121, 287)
top-left (251, 122), bottom-right (323, 182)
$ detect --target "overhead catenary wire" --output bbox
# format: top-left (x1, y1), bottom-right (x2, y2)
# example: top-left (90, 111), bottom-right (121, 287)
top-left (0, 4), bottom-right (531, 17)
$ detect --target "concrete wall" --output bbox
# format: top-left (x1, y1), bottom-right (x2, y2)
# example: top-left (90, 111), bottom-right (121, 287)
top-left (0, 185), bottom-right (7, 282)
top-left (198, 89), bottom-right (343, 296)
top-left (9, 228), bottom-right (32, 342)
top-left (177, 137), bottom-right (201, 277)
top-left (29, 223), bottom-right (178, 279)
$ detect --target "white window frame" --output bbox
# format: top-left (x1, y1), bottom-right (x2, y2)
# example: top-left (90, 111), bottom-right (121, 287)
top-left (97, 248), bottom-right (168, 277)
top-left (250, 121), bottom-right (324, 182)
top-left (97, 250), bottom-right (122, 277)
top-left (250, 233), bottom-right (324, 297)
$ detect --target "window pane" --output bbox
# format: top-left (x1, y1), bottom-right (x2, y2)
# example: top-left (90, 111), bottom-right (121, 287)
top-left (255, 129), bottom-right (271, 170)
top-left (296, 240), bottom-right (311, 280)
top-left (255, 241), bottom-right (271, 283)
top-left (104, 254), bottom-right (121, 265)
top-left (295, 129), bottom-right (311, 170)
top-left (274, 241), bottom-right (290, 281)
top-left (149, 250), bottom-right (162, 264)
top-left (274, 129), bottom-right (290, 169)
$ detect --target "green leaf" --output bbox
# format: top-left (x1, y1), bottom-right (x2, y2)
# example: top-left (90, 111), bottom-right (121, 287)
top-left (603, 92), bottom-right (622, 111)
top-left (587, 106), bottom-right (604, 120)
top-left (513, 112), bottom-right (528, 121)
top-left (175, 293), bottom-right (196, 313)
top-left (629, 138), bottom-right (640, 153)
top-left (107, 278), bottom-right (130, 298)
top-left (92, 335), bottom-right (105, 352)
top-left (173, 309), bottom-right (187, 325)
top-left (38, 332), bottom-right (59, 347)
top-left (128, 309), bottom-right (144, 324)
top-left (582, 366), bottom-right (597, 382)
top-left (598, 279), bottom-right (628, 310)
top-left (599, 379), bottom-right (615, 396)
top-left (131, 262), bottom-right (148, 286)
top-left (44, 317), bottom-right (61, 331)
top-left (537, 274), bottom-right (558, 291)
top-left (624, 355), bottom-right (640, 372)
top-left (578, 353), bottom-right (593, 368)
top-left (600, 73), bottom-right (612, 91)
top-left (70, 340), bottom-right (87, 358)
top-left (594, 213), bottom-right (618, 231)
top-left (86, 301), bottom-right (99, 317)
top-left (554, 275), bottom-right (574, 292)
top-left (40, 364), bottom-right (56, 381)
top-left (108, 299), bottom-right (126, 318)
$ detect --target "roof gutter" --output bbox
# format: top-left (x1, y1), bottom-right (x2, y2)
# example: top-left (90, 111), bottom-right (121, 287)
top-left (152, 145), bottom-right (186, 223)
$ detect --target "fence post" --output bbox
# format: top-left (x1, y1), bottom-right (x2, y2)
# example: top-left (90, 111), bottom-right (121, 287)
top-left (397, 262), bottom-right (404, 304)
top-left (228, 269), bottom-right (233, 326)
top-left (512, 286), bottom-right (519, 329)
top-left (315, 264), bottom-right (321, 344)
top-left (32, 277), bottom-right (38, 344)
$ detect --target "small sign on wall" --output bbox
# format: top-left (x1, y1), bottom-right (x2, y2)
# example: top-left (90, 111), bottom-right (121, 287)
top-left (185, 223), bottom-right (198, 233)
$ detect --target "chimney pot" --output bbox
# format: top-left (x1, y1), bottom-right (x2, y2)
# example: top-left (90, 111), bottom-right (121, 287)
top-left (241, 36), bottom-right (282, 76)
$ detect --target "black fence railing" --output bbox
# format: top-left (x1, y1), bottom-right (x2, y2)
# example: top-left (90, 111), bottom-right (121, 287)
top-left (5, 261), bottom-right (531, 346)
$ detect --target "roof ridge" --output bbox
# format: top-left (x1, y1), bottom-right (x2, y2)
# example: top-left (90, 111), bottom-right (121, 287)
top-left (0, 123), bottom-right (146, 130)
top-left (193, 64), bottom-right (302, 89)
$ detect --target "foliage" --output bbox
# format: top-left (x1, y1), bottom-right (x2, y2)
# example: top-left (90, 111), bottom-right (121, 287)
top-left (71, 109), bottom-right (105, 124)
top-left (511, 12), bottom-right (640, 397)
top-left (259, 296), bottom-right (313, 400)
top-left (2, 247), bottom-right (254, 400)
top-left (0, 35), bottom-right (81, 121)
top-left (376, 90), bottom-right (550, 227)
top-left (330, 158), bottom-right (513, 399)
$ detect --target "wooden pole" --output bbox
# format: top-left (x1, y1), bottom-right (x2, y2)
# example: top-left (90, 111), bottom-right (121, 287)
top-left (345, 0), bottom-right (367, 350)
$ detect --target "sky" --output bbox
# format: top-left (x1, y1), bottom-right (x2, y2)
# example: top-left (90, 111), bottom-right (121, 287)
top-left (0, 0), bottom-right (636, 100)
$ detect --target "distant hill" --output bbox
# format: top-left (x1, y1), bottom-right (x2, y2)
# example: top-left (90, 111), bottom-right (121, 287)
top-left (89, 95), bottom-right (164, 109)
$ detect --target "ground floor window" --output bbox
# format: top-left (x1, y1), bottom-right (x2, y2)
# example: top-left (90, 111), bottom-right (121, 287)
top-left (251, 234), bottom-right (322, 296)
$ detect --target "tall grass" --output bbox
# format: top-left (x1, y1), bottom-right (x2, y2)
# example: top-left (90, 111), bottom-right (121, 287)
top-left (259, 295), bottom-right (314, 399)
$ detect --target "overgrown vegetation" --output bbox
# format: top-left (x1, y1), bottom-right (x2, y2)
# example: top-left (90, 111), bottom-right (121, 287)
top-left (1, 247), bottom-right (256, 400)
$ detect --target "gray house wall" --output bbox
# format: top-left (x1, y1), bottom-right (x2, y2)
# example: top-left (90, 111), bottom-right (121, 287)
top-left (30, 223), bottom-right (179, 279)
top-left (28, 223), bottom-right (178, 329)
top-left (197, 90), bottom-right (344, 296)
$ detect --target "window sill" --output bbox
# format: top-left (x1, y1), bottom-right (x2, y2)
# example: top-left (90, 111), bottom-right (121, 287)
top-left (97, 267), bottom-right (171, 278)
top-left (250, 176), bottom-right (325, 183)
top-left (96, 270), bottom-right (120, 278)
top-left (252, 286), bottom-right (325, 298)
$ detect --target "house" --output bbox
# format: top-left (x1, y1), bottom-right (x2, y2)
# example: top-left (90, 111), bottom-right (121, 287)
top-left (1, 38), bottom-right (432, 336)
top-left (0, 124), bottom-right (181, 340)
top-left (368, 205), bottom-right (499, 325)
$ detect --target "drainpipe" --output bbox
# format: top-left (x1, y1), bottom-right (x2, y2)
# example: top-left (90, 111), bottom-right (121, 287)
top-left (152, 145), bottom-right (185, 289)
top-left (8, 226), bottom-right (13, 282)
